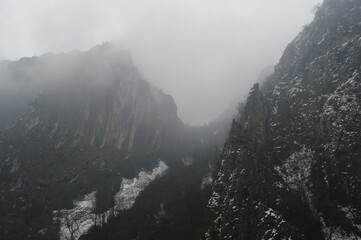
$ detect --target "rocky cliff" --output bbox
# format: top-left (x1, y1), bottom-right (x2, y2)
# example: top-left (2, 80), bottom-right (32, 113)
top-left (204, 0), bottom-right (361, 239)
top-left (0, 43), bottom-right (192, 239)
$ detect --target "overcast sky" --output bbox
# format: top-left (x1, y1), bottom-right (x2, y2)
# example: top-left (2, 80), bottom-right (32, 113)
top-left (0, 0), bottom-right (323, 125)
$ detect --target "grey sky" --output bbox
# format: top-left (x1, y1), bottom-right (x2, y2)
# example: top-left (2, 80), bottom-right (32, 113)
top-left (0, 0), bottom-right (322, 125)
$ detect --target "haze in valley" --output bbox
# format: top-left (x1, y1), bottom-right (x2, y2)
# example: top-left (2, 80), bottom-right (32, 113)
top-left (0, 0), bottom-right (322, 125)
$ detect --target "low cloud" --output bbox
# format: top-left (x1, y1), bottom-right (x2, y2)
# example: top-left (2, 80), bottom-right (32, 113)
top-left (0, 0), bottom-right (322, 124)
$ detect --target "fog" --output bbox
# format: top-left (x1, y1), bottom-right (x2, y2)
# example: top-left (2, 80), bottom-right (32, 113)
top-left (0, 0), bottom-right (322, 125)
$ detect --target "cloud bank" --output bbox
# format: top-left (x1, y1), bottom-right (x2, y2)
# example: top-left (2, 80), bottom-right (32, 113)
top-left (0, 0), bottom-right (322, 124)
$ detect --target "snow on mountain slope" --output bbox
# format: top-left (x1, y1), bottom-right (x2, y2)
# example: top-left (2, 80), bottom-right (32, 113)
top-left (54, 161), bottom-right (168, 240)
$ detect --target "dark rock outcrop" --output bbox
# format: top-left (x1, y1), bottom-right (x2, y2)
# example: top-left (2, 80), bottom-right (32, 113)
top-left (204, 0), bottom-right (361, 239)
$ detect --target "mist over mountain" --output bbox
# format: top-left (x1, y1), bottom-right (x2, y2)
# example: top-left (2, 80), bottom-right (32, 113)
top-left (1, 0), bottom-right (361, 240)
top-left (0, 0), bottom-right (322, 125)
top-left (0, 41), bottom-right (229, 240)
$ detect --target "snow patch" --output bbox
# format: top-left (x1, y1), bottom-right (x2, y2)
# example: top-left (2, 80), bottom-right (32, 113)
top-left (275, 146), bottom-right (316, 214)
top-left (53, 192), bottom-right (97, 240)
top-left (114, 161), bottom-right (168, 211)
top-left (275, 146), bottom-right (314, 191)
top-left (53, 161), bottom-right (168, 240)
top-left (260, 208), bottom-right (287, 240)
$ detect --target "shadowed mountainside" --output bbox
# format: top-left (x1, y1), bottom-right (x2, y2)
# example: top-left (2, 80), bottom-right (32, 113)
top-left (204, 0), bottom-right (361, 239)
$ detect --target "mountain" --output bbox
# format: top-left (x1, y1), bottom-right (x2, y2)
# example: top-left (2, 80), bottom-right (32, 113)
top-left (0, 43), bottom-right (226, 240)
top-left (3, 0), bottom-right (360, 239)
top-left (204, 0), bottom-right (361, 239)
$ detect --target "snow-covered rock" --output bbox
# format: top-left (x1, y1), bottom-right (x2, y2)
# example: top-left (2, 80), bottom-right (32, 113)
top-left (53, 161), bottom-right (168, 240)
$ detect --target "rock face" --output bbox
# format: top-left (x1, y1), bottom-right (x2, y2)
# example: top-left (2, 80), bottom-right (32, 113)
top-left (0, 41), bottom-right (230, 240)
top-left (0, 43), bottom-right (188, 239)
top-left (205, 0), bottom-right (361, 239)
top-left (8, 43), bottom-right (182, 155)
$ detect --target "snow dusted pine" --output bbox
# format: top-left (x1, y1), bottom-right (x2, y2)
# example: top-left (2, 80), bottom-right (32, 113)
top-left (53, 161), bottom-right (168, 240)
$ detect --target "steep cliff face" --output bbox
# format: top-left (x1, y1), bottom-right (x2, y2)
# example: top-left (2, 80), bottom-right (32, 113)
top-left (0, 43), bottom-right (187, 239)
top-left (205, 0), bottom-right (361, 239)
top-left (6, 43), bottom-right (181, 154)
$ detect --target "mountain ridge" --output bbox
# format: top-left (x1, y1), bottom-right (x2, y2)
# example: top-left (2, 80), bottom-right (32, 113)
top-left (204, 0), bottom-right (361, 239)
